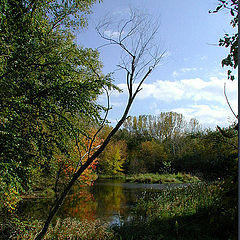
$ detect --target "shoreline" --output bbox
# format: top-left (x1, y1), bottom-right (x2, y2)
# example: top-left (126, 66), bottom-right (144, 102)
top-left (97, 172), bottom-right (201, 184)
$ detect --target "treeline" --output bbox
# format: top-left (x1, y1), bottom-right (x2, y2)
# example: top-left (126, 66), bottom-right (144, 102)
top-left (98, 112), bottom-right (237, 180)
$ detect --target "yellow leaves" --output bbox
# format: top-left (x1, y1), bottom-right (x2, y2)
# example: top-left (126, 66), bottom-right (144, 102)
top-left (1, 185), bottom-right (21, 212)
top-left (99, 140), bottom-right (127, 175)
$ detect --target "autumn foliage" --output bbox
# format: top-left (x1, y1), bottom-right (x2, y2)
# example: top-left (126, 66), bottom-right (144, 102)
top-left (56, 128), bottom-right (103, 186)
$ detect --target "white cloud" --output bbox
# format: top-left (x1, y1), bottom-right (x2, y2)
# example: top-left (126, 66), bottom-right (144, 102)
top-left (144, 77), bottom-right (236, 105)
top-left (218, 72), bottom-right (227, 77)
top-left (104, 30), bottom-right (122, 38)
top-left (180, 67), bottom-right (198, 73)
top-left (108, 76), bottom-right (237, 128)
top-left (200, 56), bottom-right (207, 61)
top-left (112, 8), bottom-right (130, 16)
top-left (172, 104), bottom-right (236, 127)
top-left (172, 71), bottom-right (178, 77)
top-left (172, 67), bottom-right (202, 77)
top-left (116, 76), bottom-right (237, 106)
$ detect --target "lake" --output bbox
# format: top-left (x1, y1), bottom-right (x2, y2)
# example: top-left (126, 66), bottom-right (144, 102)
top-left (17, 179), bottom-right (187, 226)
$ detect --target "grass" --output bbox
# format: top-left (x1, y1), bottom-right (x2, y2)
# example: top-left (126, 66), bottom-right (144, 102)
top-left (97, 174), bottom-right (126, 180)
top-left (125, 172), bottom-right (200, 184)
top-left (1, 218), bottom-right (115, 240)
top-left (112, 182), bottom-right (233, 240)
top-left (133, 182), bottom-right (220, 219)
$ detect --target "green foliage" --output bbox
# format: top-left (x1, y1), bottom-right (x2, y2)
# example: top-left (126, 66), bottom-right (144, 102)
top-left (113, 183), bottom-right (232, 240)
top-left (98, 174), bottom-right (126, 180)
top-left (173, 126), bottom-right (237, 179)
top-left (126, 173), bottom-right (200, 184)
top-left (137, 140), bottom-right (169, 173)
top-left (122, 112), bottom-right (195, 142)
top-left (0, 0), bottom-right (115, 210)
top-left (119, 113), bottom-right (237, 180)
top-left (211, 0), bottom-right (238, 80)
top-left (99, 140), bottom-right (127, 175)
top-left (0, 177), bottom-right (22, 212)
top-left (134, 182), bottom-right (221, 219)
top-left (125, 140), bottom-right (170, 174)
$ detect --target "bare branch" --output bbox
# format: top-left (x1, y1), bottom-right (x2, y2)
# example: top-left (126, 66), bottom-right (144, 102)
top-left (74, 144), bottom-right (101, 173)
top-left (34, 8), bottom-right (166, 240)
top-left (224, 83), bottom-right (237, 119)
top-left (87, 86), bottom-right (110, 159)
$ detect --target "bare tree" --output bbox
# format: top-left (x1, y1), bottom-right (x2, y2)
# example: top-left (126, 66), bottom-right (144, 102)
top-left (34, 9), bottom-right (165, 240)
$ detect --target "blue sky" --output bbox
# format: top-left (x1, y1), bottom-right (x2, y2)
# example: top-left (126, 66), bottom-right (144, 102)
top-left (77, 0), bottom-right (237, 129)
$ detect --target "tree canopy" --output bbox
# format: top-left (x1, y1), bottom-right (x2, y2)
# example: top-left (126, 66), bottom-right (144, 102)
top-left (211, 0), bottom-right (238, 80)
top-left (0, 0), bottom-right (115, 210)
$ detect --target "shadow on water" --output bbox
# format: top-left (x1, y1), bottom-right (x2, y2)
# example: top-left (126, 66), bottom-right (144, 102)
top-left (16, 179), bottom-right (187, 226)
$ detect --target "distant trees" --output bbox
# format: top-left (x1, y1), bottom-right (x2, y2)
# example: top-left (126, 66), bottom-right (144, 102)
top-left (109, 112), bottom-right (237, 179)
top-left (122, 113), bottom-right (201, 141)
top-left (99, 139), bottom-right (127, 175)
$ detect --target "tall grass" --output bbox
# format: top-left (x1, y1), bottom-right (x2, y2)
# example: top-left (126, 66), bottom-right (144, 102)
top-left (126, 173), bottom-right (200, 184)
top-left (113, 182), bottom-right (224, 240)
top-left (134, 182), bottom-right (221, 220)
top-left (1, 218), bottom-right (115, 240)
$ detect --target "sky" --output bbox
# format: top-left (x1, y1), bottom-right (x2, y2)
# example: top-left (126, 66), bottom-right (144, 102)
top-left (76, 0), bottom-right (238, 129)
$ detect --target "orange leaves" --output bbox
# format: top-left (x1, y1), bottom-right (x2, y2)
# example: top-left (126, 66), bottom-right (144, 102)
top-left (55, 127), bottom-right (103, 186)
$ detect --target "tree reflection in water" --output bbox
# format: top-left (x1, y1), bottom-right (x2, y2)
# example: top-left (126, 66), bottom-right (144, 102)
top-left (92, 180), bottom-right (126, 219)
top-left (17, 180), bottom-right (164, 225)
top-left (60, 186), bottom-right (97, 221)
top-left (60, 180), bottom-right (127, 223)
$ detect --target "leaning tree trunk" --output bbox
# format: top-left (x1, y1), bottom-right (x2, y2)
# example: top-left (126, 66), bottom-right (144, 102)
top-left (34, 98), bottom-right (133, 240)
top-left (35, 8), bottom-right (163, 238)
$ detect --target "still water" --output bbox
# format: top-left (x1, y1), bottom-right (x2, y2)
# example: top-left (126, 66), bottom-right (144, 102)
top-left (17, 180), bottom-right (184, 225)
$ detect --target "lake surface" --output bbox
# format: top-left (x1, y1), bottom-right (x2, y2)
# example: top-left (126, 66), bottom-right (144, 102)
top-left (17, 180), bottom-right (186, 226)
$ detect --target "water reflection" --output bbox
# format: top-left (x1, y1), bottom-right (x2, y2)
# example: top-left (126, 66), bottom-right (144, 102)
top-left (17, 180), bottom-right (183, 225)
top-left (59, 188), bottom-right (97, 221)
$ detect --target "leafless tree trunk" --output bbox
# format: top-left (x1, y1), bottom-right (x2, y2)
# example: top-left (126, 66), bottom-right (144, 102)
top-left (34, 9), bottom-right (165, 240)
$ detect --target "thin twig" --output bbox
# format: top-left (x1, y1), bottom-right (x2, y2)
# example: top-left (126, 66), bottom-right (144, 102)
top-left (224, 83), bottom-right (237, 119)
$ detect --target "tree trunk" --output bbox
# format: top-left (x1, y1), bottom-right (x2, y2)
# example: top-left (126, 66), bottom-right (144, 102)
top-left (34, 99), bottom-right (133, 240)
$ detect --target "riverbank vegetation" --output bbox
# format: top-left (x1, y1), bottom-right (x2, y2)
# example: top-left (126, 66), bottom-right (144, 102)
top-left (125, 173), bottom-right (200, 184)
top-left (2, 218), bottom-right (115, 240)
top-left (2, 180), bottom-right (236, 239)
top-left (98, 172), bottom-right (200, 184)
top-left (113, 181), bottom-right (237, 239)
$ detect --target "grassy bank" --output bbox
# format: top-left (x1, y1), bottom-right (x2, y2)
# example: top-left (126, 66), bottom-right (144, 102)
top-left (98, 172), bottom-right (200, 184)
top-left (133, 182), bottom-right (220, 219)
top-left (1, 217), bottom-right (115, 240)
top-left (113, 181), bottom-right (236, 240)
top-left (126, 173), bottom-right (200, 184)
top-left (97, 174), bottom-right (126, 180)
